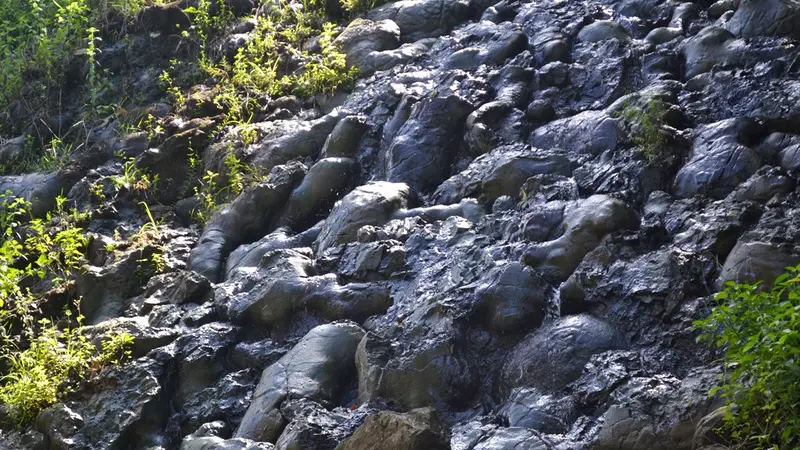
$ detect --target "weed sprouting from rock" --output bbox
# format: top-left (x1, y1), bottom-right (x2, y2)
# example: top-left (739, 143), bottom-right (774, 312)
top-left (616, 97), bottom-right (670, 163)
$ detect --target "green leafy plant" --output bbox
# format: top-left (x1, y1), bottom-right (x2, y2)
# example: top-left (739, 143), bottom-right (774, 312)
top-left (192, 152), bottom-right (266, 226)
top-left (158, 67), bottom-right (187, 110)
top-left (100, 330), bottom-right (135, 365)
top-left (0, 315), bottom-right (95, 426)
top-left (616, 97), bottom-right (669, 163)
top-left (0, 136), bottom-right (74, 175)
top-left (0, 311), bottom-right (134, 426)
top-left (0, 0), bottom-right (158, 130)
top-left (213, 2), bottom-right (357, 107)
top-left (695, 265), bottom-right (800, 449)
top-left (0, 193), bottom-right (134, 426)
top-left (194, 169), bottom-right (221, 226)
top-left (339, 0), bottom-right (386, 15)
top-left (112, 158), bottom-right (156, 194)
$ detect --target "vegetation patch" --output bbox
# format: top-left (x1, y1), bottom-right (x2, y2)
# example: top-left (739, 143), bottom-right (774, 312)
top-left (0, 193), bottom-right (133, 426)
top-left (615, 96), bottom-right (670, 164)
top-left (695, 266), bottom-right (800, 449)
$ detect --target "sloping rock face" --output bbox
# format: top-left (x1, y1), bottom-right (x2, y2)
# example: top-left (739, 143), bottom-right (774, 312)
top-left (18, 0), bottom-right (800, 448)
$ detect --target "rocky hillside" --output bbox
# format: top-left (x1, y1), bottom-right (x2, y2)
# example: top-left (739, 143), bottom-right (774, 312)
top-left (1, 0), bottom-right (800, 448)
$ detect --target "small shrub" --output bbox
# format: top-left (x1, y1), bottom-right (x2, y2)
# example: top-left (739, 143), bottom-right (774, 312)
top-left (216, 3), bottom-right (357, 105)
top-left (0, 316), bottom-right (95, 426)
top-left (112, 158), bottom-right (156, 194)
top-left (0, 193), bottom-right (134, 426)
top-left (0, 314), bottom-right (134, 426)
top-left (695, 265), bottom-right (800, 449)
top-left (616, 97), bottom-right (669, 163)
top-left (0, 136), bottom-right (73, 176)
top-left (0, 0), bottom-right (156, 129)
top-left (192, 151), bottom-right (266, 226)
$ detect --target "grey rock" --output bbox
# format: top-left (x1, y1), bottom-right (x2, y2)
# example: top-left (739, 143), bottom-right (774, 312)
top-left (326, 240), bottom-right (407, 282)
top-left (188, 162), bottom-right (307, 283)
top-left (451, 423), bottom-right (551, 450)
top-left (275, 399), bottom-right (355, 450)
top-left (237, 112), bottom-right (342, 174)
top-left (279, 157), bottom-right (357, 230)
top-left (445, 22), bottom-right (528, 71)
top-left (181, 370), bottom-right (258, 434)
top-left (139, 3), bottom-right (192, 35)
top-left (681, 27), bottom-right (745, 79)
top-left (135, 118), bottom-right (217, 204)
top-left (692, 407), bottom-right (730, 448)
top-left (725, 166), bottom-right (793, 203)
top-left (321, 116), bottom-right (368, 159)
top-left (170, 323), bottom-right (241, 409)
top-left (225, 224), bottom-right (322, 278)
top-left (668, 199), bottom-right (760, 257)
top-left (34, 354), bottom-right (173, 449)
top-left (502, 314), bottom-right (627, 393)
top-left (393, 198), bottom-right (485, 224)
top-left (725, 0), bottom-right (800, 38)
top-left (359, 40), bottom-right (436, 76)
top-left (367, 0), bottom-right (471, 42)
top-left (83, 317), bottom-right (180, 359)
top-left (0, 430), bottom-right (47, 450)
top-left (464, 66), bottom-right (532, 155)
top-left (77, 244), bottom-right (162, 324)
top-left (709, 0), bottom-right (739, 17)
top-left (530, 28), bottom-right (570, 64)
top-left (216, 248), bottom-right (391, 327)
top-left (561, 246), bottom-right (717, 328)
top-left (673, 119), bottom-right (765, 199)
top-left (531, 110), bottom-right (619, 156)
top-left (473, 262), bottom-right (548, 334)
top-left (586, 369), bottom-right (722, 450)
top-left (520, 174), bottom-right (579, 204)
top-left (0, 171), bottom-right (79, 217)
top-left (779, 143), bottom-right (800, 170)
top-left (315, 182), bottom-right (410, 253)
top-left (578, 20), bottom-right (631, 43)
top-left (143, 269), bottom-right (212, 306)
top-left (355, 223), bottom-right (493, 410)
top-left (336, 408), bottom-right (448, 450)
top-left (385, 95), bottom-right (473, 195)
top-left (181, 436), bottom-right (275, 450)
top-left (433, 144), bottom-right (574, 205)
top-left (230, 339), bottom-right (288, 371)
top-left (235, 323), bottom-right (365, 441)
top-left (523, 195), bottom-right (639, 282)
top-left (0, 135), bottom-right (25, 167)
top-left (333, 19), bottom-right (401, 73)
top-left (682, 66), bottom-right (799, 123)
top-left (190, 420), bottom-right (231, 439)
top-left (645, 27), bottom-right (682, 45)
top-left (498, 388), bottom-right (576, 434)
top-left (526, 99), bottom-right (556, 123)
top-left (539, 62), bottom-right (570, 89)
top-left (719, 240), bottom-right (798, 287)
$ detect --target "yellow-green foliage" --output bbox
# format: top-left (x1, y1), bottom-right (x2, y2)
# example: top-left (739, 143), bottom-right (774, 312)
top-left (0, 193), bottom-right (134, 426)
top-left (339, 0), bottom-right (386, 14)
top-left (193, 152), bottom-right (267, 225)
top-left (0, 0), bottom-right (156, 124)
top-left (695, 266), bottom-right (800, 448)
top-left (210, 2), bottom-right (357, 109)
top-left (0, 314), bottom-right (134, 426)
top-left (617, 97), bottom-right (669, 163)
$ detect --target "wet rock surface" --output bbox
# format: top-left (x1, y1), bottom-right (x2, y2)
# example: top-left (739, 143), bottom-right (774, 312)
top-left (15, 0), bottom-right (800, 447)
